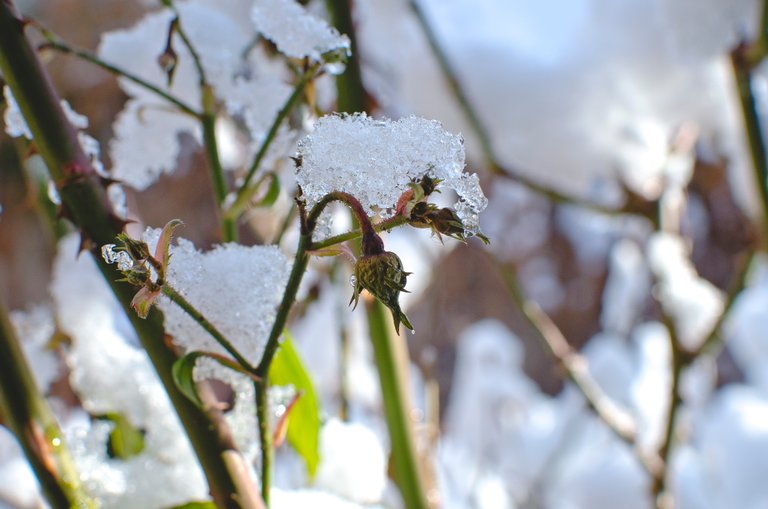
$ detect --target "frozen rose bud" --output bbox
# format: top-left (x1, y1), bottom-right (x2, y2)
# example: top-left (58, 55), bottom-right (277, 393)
top-left (350, 251), bottom-right (413, 332)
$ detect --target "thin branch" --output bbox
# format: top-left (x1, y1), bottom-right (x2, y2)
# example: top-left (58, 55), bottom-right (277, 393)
top-left (37, 37), bottom-right (200, 118)
top-left (255, 220), bottom-right (311, 377)
top-left (164, 6), bottom-right (207, 87)
top-left (652, 311), bottom-right (684, 508)
top-left (731, 43), bottom-right (768, 238)
top-left (162, 5), bottom-right (236, 241)
top-left (235, 63), bottom-right (320, 203)
top-left (494, 258), bottom-right (662, 477)
top-left (255, 381), bottom-right (272, 505)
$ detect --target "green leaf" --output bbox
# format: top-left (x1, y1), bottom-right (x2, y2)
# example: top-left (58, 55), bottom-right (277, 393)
top-left (98, 412), bottom-right (145, 459)
top-left (172, 351), bottom-right (206, 409)
top-left (172, 351), bottom-right (261, 409)
top-left (165, 502), bottom-right (216, 509)
top-left (268, 332), bottom-right (321, 478)
top-left (253, 172), bottom-right (280, 207)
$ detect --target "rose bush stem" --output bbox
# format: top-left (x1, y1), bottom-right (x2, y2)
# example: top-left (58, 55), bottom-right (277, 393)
top-left (0, 302), bottom-right (97, 509)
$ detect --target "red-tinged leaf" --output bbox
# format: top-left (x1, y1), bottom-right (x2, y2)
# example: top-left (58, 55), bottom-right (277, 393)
top-left (131, 286), bottom-right (161, 319)
top-left (154, 219), bottom-right (184, 273)
top-left (308, 243), bottom-right (356, 263)
top-left (269, 333), bottom-right (320, 477)
top-left (272, 391), bottom-right (302, 448)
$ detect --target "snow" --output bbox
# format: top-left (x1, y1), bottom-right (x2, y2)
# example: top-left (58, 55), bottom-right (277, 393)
top-left (296, 113), bottom-right (487, 234)
top-left (251, 0), bottom-right (350, 62)
top-left (143, 228), bottom-right (290, 366)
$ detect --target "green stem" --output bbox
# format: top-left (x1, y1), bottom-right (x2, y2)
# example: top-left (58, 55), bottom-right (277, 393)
top-left (731, 43), bottom-right (768, 240)
top-left (169, 9), bottom-right (207, 87)
top-left (366, 299), bottom-right (429, 509)
top-left (180, 3), bottom-right (233, 240)
top-left (325, 0), bottom-right (367, 113)
top-left (250, 221), bottom-right (312, 506)
top-left (236, 64), bottom-right (319, 199)
top-left (39, 38), bottom-right (200, 118)
top-left (255, 233), bottom-right (311, 377)
top-left (201, 86), bottom-right (237, 242)
top-left (255, 381), bottom-right (272, 505)
top-left (165, 5), bottom-right (236, 242)
top-left (225, 172), bottom-right (273, 222)
top-left (250, 193), bottom-right (381, 500)
top-left (652, 313), bottom-right (684, 507)
top-left (162, 284), bottom-right (255, 372)
top-left (0, 4), bottom-right (259, 506)
top-left (0, 302), bottom-right (97, 509)
top-left (309, 214), bottom-right (408, 251)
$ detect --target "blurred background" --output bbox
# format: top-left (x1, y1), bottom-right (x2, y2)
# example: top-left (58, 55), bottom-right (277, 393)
top-left (1, 0), bottom-right (766, 508)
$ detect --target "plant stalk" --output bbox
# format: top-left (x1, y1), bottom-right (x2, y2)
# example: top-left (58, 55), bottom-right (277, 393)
top-left (0, 302), bottom-right (97, 509)
top-left (366, 299), bottom-right (429, 509)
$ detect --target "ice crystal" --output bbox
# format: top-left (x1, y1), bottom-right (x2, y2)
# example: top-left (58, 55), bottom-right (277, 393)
top-left (251, 0), bottom-right (351, 61)
top-left (296, 113), bottom-right (487, 233)
top-left (144, 228), bottom-right (290, 367)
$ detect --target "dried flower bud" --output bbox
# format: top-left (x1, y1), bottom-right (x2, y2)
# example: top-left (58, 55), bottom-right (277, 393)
top-left (408, 203), bottom-right (488, 244)
top-left (350, 251), bottom-right (413, 332)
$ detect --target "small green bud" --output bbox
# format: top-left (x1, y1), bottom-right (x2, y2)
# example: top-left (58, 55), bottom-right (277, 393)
top-left (350, 251), bottom-right (413, 332)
